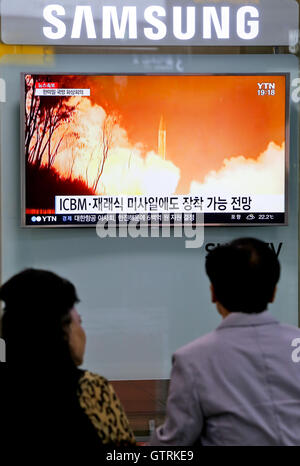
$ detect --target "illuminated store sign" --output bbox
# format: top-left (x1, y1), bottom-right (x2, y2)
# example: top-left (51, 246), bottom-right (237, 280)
top-left (42, 5), bottom-right (259, 41)
top-left (1, 0), bottom-right (299, 46)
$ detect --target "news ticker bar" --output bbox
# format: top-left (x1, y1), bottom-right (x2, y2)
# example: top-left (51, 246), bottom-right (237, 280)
top-left (26, 213), bottom-right (286, 226)
top-left (55, 194), bottom-right (284, 215)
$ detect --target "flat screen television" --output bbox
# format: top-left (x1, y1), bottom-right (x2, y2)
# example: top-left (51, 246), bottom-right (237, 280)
top-left (21, 73), bottom-right (289, 227)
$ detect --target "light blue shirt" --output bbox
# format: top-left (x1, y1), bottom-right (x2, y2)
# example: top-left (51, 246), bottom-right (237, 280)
top-left (150, 311), bottom-right (300, 446)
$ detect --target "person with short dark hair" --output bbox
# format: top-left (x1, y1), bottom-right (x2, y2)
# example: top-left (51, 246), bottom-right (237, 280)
top-left (151, 238), bottom-right (300, 446)
top-left (205, 237), bottom-right (280, 315)
top-left (0, 269), bottom-right (136, 453)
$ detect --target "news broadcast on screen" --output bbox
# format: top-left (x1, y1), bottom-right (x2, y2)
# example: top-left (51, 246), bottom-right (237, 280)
top-left (22, 73), bottom-right (289, 227)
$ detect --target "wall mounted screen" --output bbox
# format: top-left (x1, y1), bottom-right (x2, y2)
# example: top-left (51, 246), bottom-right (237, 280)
top-left (22, 73), bottom-right (289, 227)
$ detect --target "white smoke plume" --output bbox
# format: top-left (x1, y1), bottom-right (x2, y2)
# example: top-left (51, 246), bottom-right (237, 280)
top-left (190, 142), bottom-right (285, 195)
top-left (53, 97), bottom-right (180, 195)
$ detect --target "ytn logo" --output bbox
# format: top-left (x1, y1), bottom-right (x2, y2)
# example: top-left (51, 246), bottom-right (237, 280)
top-left (32, 215), bottom-right (57, 223)
top-left (257, 82), bottom-right (276, 90)
top-left (42, 216), bottom-right (57, 222)
top-left (31, 216), bottom-right (42, 222)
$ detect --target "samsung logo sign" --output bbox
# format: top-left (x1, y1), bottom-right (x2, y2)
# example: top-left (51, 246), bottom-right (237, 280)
top-left (43, 5), bottom-right (259, 41)
top-left (0, 0), bottom-right (298, 46)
